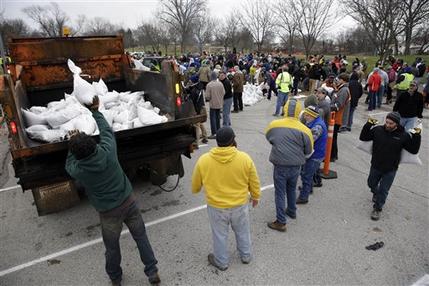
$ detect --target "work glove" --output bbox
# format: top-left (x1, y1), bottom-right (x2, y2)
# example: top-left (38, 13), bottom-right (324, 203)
top-left (410, 127), bottom-right (421, 135)
top-left (85, 96), bottom-right (99, 112)
top-left (367, 118), bottom-right (378, 125)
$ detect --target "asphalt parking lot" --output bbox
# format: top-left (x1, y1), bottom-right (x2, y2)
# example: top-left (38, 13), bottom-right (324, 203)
top-left (0, 97), bottom-right (428, 285)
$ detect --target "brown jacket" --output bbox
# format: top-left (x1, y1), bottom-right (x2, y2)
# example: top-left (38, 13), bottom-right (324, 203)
top-left (205, 80), bottom-right (225, 109)
top-left (232, 72), bottom-right (245, 93)
top-left (198, 65), bottom-right (211, 83)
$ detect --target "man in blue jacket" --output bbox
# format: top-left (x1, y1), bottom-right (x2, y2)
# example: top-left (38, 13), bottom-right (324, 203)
top-left (66, 96), bottom-right (160, 286)
top-left (297, 106), bottom-right (327, 204)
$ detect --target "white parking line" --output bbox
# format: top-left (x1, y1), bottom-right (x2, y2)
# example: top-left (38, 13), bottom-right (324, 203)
top-left (411, 274), bottom-right (429, 286)
top-left (0, 185), bottom-right (20, 193)
top-left (0, 184), bottom-right (274, 277)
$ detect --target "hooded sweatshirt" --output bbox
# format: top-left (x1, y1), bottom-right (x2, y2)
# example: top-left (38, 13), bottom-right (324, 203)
top-left (266, 99), bottom-right (314, 166)
top-left (191, 146), bottom-right (261, 209)
top-left (66, 111), bottom-right (132, 212)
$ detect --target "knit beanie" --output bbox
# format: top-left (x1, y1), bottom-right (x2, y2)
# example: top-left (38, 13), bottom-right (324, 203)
top-left (304, 105), bottom-right (320, 118)
top-left (216, 126), bottom-right (236, 147)
top-left (386, 112), bottom-right (401, 125)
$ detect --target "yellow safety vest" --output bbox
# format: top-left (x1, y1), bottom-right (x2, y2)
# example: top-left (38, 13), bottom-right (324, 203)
top-left (276, 72), bottom-right (292, 93)
top-left (396, 73), bottom-right (414, 90)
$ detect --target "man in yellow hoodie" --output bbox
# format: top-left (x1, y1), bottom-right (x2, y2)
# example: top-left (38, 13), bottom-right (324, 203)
top-left (191, 126), bottom-right (261, 271)
top-left (265, 99), bottom-right (313, 232)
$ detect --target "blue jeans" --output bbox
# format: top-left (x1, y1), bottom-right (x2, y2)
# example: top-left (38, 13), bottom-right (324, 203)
top-left (299, 158), bottom-right (322, 200)
top-left (275, 91), bottom-right (288, 115)
top-left (347, 106), bottom-right (356, 129)
top-left (207, 204), bottom-right (251, 268)
top-left (223, 97), bottom-right (233, 126)
top-left (400, 117), bottom-right (417, 131)
top-left (210, 108), bottom-right (221, 135)
top-left (273, 165), bottom-right (301, 224)
top-left (368, 91), bottom-right (377, 110)
top-left (367, 166), bottom-right (397, 211)
top-left (377, 85), bottom-right (385, 108)
top-left (99, 199), bottom-right (158, 281)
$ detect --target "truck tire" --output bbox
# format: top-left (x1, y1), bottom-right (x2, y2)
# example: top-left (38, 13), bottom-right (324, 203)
top-left (32, 181), bottom-right (80, 216)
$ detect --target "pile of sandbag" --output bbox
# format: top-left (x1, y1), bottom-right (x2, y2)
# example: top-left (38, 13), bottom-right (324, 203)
top-left (242, 83), bottom-right (264, 106)
top-left (21, 59), bottom-right (168, 143)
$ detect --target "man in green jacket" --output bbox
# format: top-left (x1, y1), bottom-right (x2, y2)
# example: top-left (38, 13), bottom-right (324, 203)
top-left (66, 96), bottom-right (160, 286)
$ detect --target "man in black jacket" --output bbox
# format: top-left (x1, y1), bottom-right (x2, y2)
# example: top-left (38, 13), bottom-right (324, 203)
top-left (393, 80), bottom-right (424, 131)
top-left (186, 78), bottom-right (208, 145)
top-left (359, 112), bottom-right (421, 221)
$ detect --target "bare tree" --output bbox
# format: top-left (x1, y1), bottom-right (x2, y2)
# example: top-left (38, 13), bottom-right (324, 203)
top-left (194, 14), bottom-right (215, 54)
top-left (84, 17), bottom-right (117, 35)
top-left (236, 28), bottom-right (254, 53)
top-left (23, 2), bottom-right (69, 37)
top-left (399, 0), bottom-right (429, 55)
top-left (214, 14), bottom-right (240, 53)
top-left (275, 0), bottom-right (298, 54)
top-left (71, 15), bottom-right (87, 36)
top-left (344, 0), bottom-right (404, 61)
top-left (158, 0), bottom-right (206, 53)
top-left (0, 18), bottom-right (30, 46)
top-left (289, 0), bottom-right (335, 59)
top-left (239, 0), bottom-right (275, 52)
top-left (414, 25), bottom-right (429, 54)
top-left (135, 22), bottom-right (164, 52)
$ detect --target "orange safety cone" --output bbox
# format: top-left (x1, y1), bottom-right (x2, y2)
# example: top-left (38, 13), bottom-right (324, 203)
top-left (320, 111), bottom-right (337, 179)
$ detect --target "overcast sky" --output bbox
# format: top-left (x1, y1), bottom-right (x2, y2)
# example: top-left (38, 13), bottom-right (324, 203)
top-left (2, 0), bottom-right (356, 37)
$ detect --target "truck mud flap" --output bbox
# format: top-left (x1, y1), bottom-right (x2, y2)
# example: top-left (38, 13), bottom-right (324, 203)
top-left (32, 181), bottom-right (80, 216)
top-left (145, 153), bottom-right (184, 186)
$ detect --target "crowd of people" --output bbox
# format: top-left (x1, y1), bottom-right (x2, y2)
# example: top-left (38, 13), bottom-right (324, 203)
top-left (66, 51), bottom-right (425, 284)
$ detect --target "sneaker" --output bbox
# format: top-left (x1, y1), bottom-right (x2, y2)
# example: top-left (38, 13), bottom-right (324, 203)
top-left (241, 256), bottom-right (252, 264)
top-left (208, 253), bottom-right (228, 271)
top-left (201, 138), bottom-right (208, 144)
top-left (111, 278), bottom-right (122, 286)
top-left (285, 208), bottom-right (296, 219)
top-left (296, 197), bottom-right (308, 204)
top-left (313, 182), bottom-right (323, 188)
top-left (267, 220), bottom-right (287, 232)
top-left (272, 113), bottom-right (279, 116)
top-left (207, 135), bottom-right (216, 139)
top-left (371, 209), bottom-right (381, 221)
top-left (148, 273), bottom-right (161, 285)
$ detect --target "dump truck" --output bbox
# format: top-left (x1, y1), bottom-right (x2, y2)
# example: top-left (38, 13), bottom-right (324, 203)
top-left (0, 35), bottom-right (205, 215)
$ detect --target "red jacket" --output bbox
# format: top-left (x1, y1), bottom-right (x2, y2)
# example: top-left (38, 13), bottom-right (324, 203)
top-left (367, 71), bottom-right (381, 92)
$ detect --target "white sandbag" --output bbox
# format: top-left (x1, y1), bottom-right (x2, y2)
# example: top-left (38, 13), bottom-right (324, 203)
top-left (72, 114), bottom-right (97, 135)
top-left (112, 122), bottom-right (125, 132)
top-left (132, 118), bottom-right (144, 128)
top-left (59, 120), bottom-right (76, 132)
top-left (27, 129), bottom-right (66, 143)
top-left (26, 125), bottom-right (49, 132)
top-left (137, 106), bottom-right (168, 126)
top-left (67, 59), bottom-right (82, 75)
top-left (100, 91), bottom-right (119, 105)
top-left (139, 101), bottom-right (153, 109)
top-left (356, 140), bottom-right (372, 154)
top-left (113, 110), bottom-right (130, 124)
top-left (92, 78), bottom-right (108, 96)
top-left (132, 59), bottom-right (150, 71)
top-left (21, 108), bottom-right (48, 127)
top-left (100, 110), bottom-right (115, 127)
top-left (45, 106), bottom-right (82, 128)
top-left (356, 140), bottom-right (422, 165)
top-left (120, 91), bottom-right (144, 103)
top-left (47, 99), bottom-right (68, 111)
top-left (29, 106), bottom-right (47, 114)
top-left (68, 59), bottom-right (96, 105)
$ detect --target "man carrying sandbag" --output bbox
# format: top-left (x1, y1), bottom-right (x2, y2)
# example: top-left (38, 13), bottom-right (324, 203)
top-left (65, 96), bottom-right (161, 286)
top-left (359, 112), bottom-right (421, 221)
